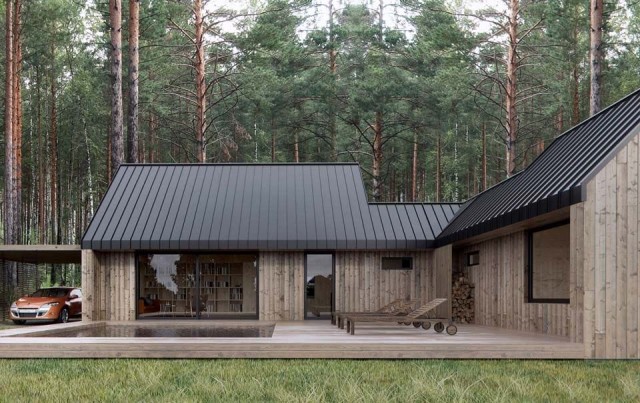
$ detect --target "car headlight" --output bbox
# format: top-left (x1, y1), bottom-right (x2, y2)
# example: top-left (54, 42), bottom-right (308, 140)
top-left (10, 302), bottom-right (17, 309)
top-left (38, 302), bottom-right (59, 312)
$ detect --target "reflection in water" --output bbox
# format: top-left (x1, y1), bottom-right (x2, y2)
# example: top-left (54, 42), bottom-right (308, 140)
top-left (29, 324), bottom-right (275, 338)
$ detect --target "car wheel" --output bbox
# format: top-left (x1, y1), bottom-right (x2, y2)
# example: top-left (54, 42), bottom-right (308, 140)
top-left (58, 308), bottom-right (69, 323)
top-left (12, 320), bottom-right (26, 325)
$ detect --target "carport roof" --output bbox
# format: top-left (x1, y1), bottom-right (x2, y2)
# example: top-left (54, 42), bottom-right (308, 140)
top-left (0, 245), bottom-right (81, 264)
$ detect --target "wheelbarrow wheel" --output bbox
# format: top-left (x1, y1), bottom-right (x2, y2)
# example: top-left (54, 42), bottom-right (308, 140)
top-left (412, 322), bottom-right (421, 328)
top-left (434, 322), bottom-right (445, 333)
top-left (446, 324), bottom-right (458, 336)
top-left (421, 321), bottom-right (431, 330)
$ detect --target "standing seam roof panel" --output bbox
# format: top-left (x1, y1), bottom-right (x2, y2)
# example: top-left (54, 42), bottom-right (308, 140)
top-left (110, 167), bottom-right (149, 250)
top-left (160, 166), bottom-right (195, 250)
top-left (178, 169), bottom-right (208, 249)
top-left (123, 166), bottom-right (160, 249)
top-left (228, 166), bottom-right (248, 249)
top-left (172, 167), bottom-right (203, 249)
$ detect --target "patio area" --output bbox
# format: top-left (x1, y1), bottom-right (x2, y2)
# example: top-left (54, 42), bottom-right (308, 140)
top-left (0, 320), bottom-right (584, 359)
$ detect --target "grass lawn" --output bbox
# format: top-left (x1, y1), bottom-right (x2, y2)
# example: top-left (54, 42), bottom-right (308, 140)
top-left (0, 359), bottom-right (637, 402)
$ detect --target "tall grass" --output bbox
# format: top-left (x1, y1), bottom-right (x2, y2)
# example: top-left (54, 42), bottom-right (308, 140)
top-left (0, 360), bottom-right (637, 402)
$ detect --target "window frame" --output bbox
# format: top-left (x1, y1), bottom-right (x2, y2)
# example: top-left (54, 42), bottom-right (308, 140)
top-left (381, 256), bottom-right (413, 271)
top-left (527, 220), bottom-right (571, 304)
top-left (466, 251), bottom-right (480, 267)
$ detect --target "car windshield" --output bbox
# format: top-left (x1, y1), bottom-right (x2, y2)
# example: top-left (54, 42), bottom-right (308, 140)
top-left (30, 288), bottom-right (69, 298)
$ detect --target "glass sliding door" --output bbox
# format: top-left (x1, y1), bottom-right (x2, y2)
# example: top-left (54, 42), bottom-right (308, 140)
top-left (137, 253), bottom-right (257, 319)
top-left (198, 254), bottom-right (257, 318)
top-left (305, 254), bottom-right (334, 319)
top-left (137, 254), bottom-right (197, 318)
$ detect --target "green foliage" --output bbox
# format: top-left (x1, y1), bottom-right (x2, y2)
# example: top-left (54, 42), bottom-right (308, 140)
top-left (2, 0), bottom-right (640, 246)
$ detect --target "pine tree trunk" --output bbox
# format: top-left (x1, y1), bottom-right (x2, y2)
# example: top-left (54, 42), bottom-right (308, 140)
top-left (589, 0), bottom-right (603, 116)
top-left (372, 111), bottom-right (383, 201)
top-left (482, 122), bottom-right (487, 192)
top-left (294, 131), bottom-right (300, 163)
top-left (110, 0), bottom-right (124, 175)
top-left (572, 65), bottom-right (580, 124)
top-left (127, 0), bottom-right (139, 163)
top-left (505, 0), bottom-right (519, 177)
top-left (571, 25), bottom-right (580, 125)
top-left (4, 0), bottom-right (15, 248)
top-left (411, 130), bottom-right (418, 202)
top-left (271, 118), bottom-right (276, 162)
top-left (13, 0), bottom-right (22, 243)
top-left (194, 0), bottom-right (206, 162)
top-left (328, 0), bottom-right (337, 161)
top-left (436, 133), bottom-right (441, 202)
top-left (50, 43), bottom-right (58, 247)
top-left (37, 67), bottom-right (45, 244)
top-left (149, 110), bottom-right (157, 163)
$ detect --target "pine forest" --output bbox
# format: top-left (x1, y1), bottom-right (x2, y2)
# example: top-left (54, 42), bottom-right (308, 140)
top-left (1, 0), bottom-right (639, 257)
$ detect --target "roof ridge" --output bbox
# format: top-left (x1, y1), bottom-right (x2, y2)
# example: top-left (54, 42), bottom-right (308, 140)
top-left (120, 162), bottom-right (360, 166)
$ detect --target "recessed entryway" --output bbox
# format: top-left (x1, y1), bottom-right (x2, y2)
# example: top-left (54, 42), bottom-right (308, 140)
top-left (305, 253), bottom-right (334, 320)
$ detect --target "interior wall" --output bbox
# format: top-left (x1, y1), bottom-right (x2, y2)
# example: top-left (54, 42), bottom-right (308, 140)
top-left (334, 250), bottom-right (435, 313)
top-left (456, 232), bottom-right (571, 338)
top-left (578, 131), bottom-right (640, 359)
top-left (81, 250), bottom-right (136, 321)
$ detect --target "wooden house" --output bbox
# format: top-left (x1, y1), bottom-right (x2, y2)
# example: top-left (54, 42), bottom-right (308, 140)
top-left (81, 88), bottom-right (640, 359)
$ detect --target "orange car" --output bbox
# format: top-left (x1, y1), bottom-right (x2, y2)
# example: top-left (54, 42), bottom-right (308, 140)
top-left (9, 287), bottom-right (82, 325)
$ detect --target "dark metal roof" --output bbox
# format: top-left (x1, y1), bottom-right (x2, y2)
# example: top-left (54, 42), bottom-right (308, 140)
top-left (82, 163), bottom-right (460, 251)
top-left (368, 203), bottom-right (460, 249)
top-left (438, 88), bottom-right (640, 244)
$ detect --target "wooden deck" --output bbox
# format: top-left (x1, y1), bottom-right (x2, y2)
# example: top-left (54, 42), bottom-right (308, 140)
top-left (0, 321), bottom-right (584, 359)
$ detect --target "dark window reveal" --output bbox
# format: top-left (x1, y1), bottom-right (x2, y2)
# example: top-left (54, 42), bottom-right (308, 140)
top-left (467, 251), bottom-right (480, 266)
top-left (527, 221), bottom-right (570, 303)
top-left (382, 257), bottom-right (413, 270)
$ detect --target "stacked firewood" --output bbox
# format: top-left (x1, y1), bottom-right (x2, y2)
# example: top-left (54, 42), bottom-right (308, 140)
top-left (452, 273), bottom-right (474, 323)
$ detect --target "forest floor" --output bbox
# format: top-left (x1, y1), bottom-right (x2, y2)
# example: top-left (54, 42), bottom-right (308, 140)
top-left (0, 359), bottom-right (637, 401)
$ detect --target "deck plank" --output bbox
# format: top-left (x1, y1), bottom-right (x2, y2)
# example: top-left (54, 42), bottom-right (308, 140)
top-left (0, 321), bottom-right (584, 359)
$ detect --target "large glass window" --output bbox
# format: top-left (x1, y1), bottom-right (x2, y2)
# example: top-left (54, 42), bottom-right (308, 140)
top-left (305, 254), bottom-right (334, 319)
top-left (528, 223), bottom-right (570, 303)
top-left (137, 254), bottom-right (257, 319)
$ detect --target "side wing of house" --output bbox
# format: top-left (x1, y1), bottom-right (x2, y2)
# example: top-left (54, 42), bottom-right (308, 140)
top-left (574, 130), bottom-right (640, 359)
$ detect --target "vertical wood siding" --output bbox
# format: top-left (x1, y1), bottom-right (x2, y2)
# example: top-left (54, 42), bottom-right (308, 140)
top-left (81, 250), bottom-right (136, 321)
top-left (258, 252), bottom-right (305, 320)
top-left (579, 132), bottom-right (640, 359)
top-left (457, 232), bottom-right (571, 338)
top-left (334, 251), bottom-right (436, 313)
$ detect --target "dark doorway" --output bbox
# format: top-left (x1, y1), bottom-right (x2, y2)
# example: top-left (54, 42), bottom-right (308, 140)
top-left (305, 253), bottom-right (334, 320)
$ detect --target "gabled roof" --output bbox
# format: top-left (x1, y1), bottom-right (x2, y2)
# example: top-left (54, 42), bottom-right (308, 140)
top-left (438, 88), bottom-right (640, 244)
top-left (82, 163), bottom-right (460, 251)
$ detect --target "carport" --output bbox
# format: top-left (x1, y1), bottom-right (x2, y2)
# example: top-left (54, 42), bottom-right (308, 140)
top-left (0, 245), bottom-right (81, 321)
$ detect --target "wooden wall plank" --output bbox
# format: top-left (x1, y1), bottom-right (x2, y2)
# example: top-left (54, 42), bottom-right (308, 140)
top-left (81, 251), bottom-right (136, 322)
top-left (616, 145), bottom-right (628, 358)
top-left (258, 252), bottom-right (304, 320)
top-left (627, 134), bottom-right (639, 358)
top-left (459, 231), bottom-right (570, 338)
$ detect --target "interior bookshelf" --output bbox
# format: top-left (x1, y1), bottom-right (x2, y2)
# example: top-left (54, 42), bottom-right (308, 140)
top-left (200, 262), bottom-right (245, 313)
top-left (139, 260), bottom-right (246, 314)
